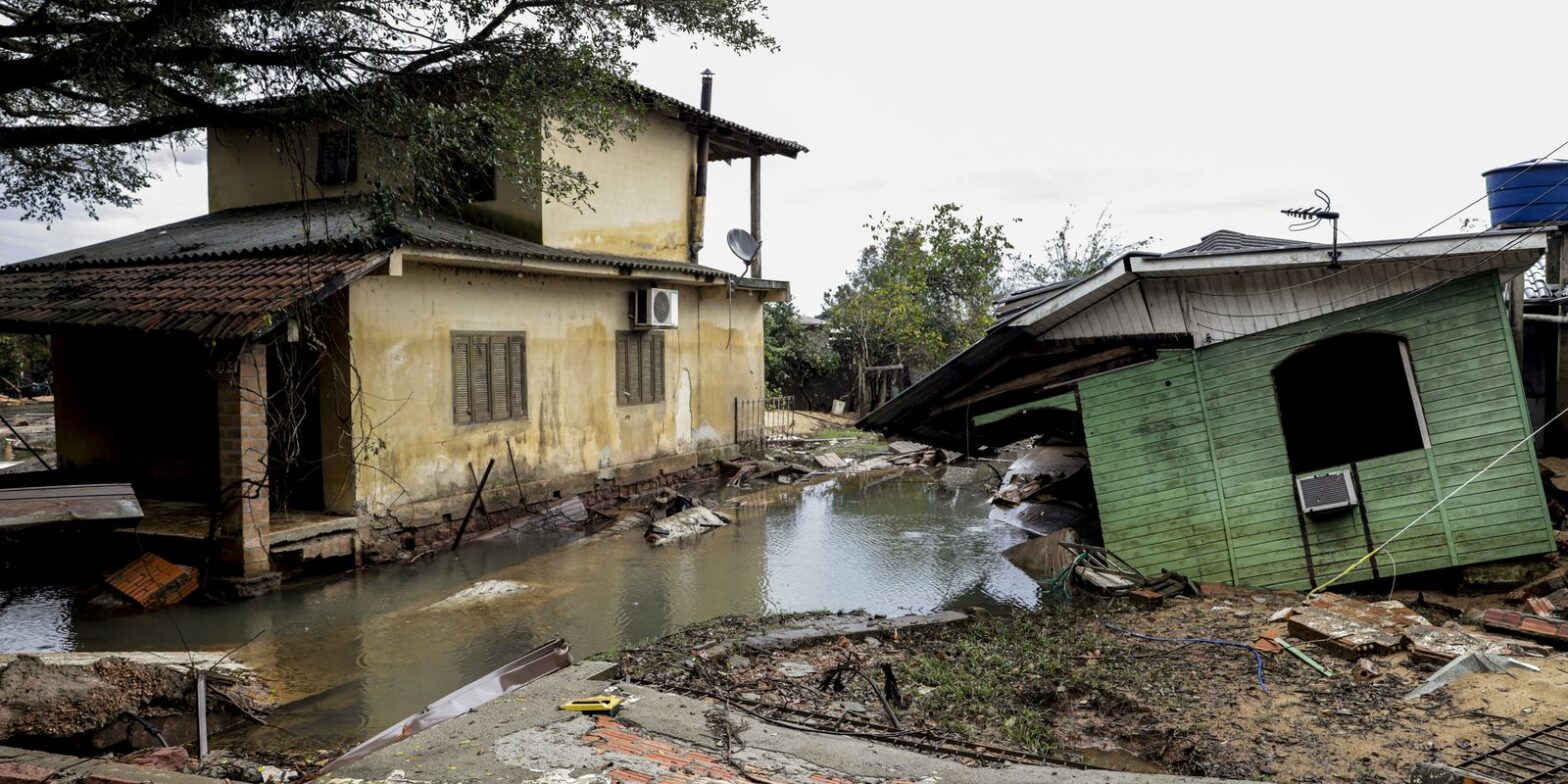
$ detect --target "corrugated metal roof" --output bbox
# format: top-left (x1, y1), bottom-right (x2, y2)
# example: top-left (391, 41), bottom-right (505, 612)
top-left (626, 82), bottom-right (807, 161)
top-left (0, 250), bottom-right (387, 338)
top-left (10, 198), bottom-right (738, 280)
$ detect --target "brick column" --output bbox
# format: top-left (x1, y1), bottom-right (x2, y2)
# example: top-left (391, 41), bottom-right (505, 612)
top-left (216, 342), bottom-right (271, 576)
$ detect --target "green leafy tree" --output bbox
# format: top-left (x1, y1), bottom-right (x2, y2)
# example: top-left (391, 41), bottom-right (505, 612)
top-left (1007, 207), bottom-right (1153, 288)
top-left (825, 203), bottom-right (1017, 409)
top-left (762, 301), bottom-right (837, 403)
top-left (0, 0), bottom-right (775, 222)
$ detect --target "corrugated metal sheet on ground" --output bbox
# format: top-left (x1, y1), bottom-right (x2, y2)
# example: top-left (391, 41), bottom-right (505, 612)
top-left (0, 251), bottom-right (387, 338)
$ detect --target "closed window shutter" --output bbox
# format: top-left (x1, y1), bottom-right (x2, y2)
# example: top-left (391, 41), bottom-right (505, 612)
top-left (453, 334), bottom-right (472, 423)
top-left (627, 334), bottom-right (642, 403)
top-left (471, 339), bottom-right (491, 422)
top-left (489, 335), bottom-right (509, 420)
top-left (651, 332), bottom-right (665, 402)
top-left (509, 335), bottom-right (526, 418)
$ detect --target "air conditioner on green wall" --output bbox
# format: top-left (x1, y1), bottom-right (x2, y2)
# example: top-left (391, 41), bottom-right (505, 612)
top-left (1295, 470), bottom-right (1358, 516)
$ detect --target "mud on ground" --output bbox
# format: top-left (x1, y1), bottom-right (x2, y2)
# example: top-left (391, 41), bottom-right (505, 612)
top-left (621, 586), bottom-right (1561, 783)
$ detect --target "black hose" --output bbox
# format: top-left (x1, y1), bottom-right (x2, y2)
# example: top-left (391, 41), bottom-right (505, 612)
top-left (120, 712), bottom-right (169, 747)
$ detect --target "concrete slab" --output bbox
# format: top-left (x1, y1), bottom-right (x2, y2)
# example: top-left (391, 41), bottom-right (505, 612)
top-left (0, 746), bottom-right (218, 784)
top-left (328, 660), bottom-right (1253, 784)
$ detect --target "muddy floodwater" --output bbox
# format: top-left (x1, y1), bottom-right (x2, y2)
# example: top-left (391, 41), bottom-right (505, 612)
top-left (0, 472), bottom-right (1037, 746)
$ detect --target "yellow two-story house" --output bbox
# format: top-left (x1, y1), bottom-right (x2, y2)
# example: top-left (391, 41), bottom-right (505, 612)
top-left (0, 75), bottom-right (803, 591)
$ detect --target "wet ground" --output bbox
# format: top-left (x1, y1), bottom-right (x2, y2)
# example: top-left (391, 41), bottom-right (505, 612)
top-left (0, 471), bottom-right (1036, 747)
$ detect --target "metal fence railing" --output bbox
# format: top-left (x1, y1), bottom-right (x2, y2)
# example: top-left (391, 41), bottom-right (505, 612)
top-left (736, 395), bottom-right (793, 457)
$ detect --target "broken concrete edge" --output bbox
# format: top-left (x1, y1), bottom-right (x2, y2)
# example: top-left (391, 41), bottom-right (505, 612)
top-left (329, 659), bottom-right (1247, 784)
top-left (735, 609), bottom-right (972, 654)
top-left (0, 746), bottom-right (221, 784)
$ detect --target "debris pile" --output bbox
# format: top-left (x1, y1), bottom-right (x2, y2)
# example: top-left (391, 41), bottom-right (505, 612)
top-left (987, 444), bottom-right (1097, 539)
top-left (645, 505), bottom-right (731, 546)
top-left (0, 653), bottom-right (272, 753)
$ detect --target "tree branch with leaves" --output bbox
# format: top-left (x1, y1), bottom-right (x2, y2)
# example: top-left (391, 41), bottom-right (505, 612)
top-left (0, 0), bottom-right (777, 221)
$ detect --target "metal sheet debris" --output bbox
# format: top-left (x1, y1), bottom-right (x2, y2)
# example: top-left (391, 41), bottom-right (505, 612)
top-left (1402, 651), bottom-right (1539, 701)
top-left (320, 637), bottom-right (571, 773)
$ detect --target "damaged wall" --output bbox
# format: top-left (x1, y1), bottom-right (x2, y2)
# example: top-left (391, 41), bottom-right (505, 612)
top-left (1080, 272), bottom-right (1554, 590)
top-left (540, 114), bottom-right (693, 262)
top-left (346, 263), bottom-right (763, 517)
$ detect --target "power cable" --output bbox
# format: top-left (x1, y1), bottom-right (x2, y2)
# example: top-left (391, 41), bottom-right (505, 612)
top-left (1189, 139), bottom-right (1568, 299)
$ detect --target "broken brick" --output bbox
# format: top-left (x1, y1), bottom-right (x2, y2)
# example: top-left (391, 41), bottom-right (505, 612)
top-left (1129, 588), bottom-right (1164, 609)
top-left (1483, 608), bottom-right (1568, 644)
top-left (0, 762), bottom-right (55, 784)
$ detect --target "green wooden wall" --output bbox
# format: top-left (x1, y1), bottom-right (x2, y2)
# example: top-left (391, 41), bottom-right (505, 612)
top-left (1078, 272), bottom-right (1554, 590)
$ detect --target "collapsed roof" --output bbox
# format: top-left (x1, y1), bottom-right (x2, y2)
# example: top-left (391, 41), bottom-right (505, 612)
top-left (862, 228), bottom-right (1550, 452)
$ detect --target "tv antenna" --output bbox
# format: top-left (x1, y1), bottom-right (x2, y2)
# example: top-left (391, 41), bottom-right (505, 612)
top-left (1281, 189), bottom-right (1342, 269)
top-left (726, 228), bottom-right (760, 271)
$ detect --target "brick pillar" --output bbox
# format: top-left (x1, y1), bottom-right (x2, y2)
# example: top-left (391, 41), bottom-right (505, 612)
top-left (216, 343), bottom-right (271, 576)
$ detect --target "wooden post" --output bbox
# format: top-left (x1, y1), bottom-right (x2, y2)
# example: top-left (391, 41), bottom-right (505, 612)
top-left (750, 153), bottom-right (763, 279)
top-left (1551, 231), bottom-right (1568, 451)
top-left (1511, 272), bottom-right (1526, 367)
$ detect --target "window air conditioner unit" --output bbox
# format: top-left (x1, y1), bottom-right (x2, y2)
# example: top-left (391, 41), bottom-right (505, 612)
top-left (631, 288), bottom-right (679, 329)
top-left (1295, 470), bottom-right (1358, 516)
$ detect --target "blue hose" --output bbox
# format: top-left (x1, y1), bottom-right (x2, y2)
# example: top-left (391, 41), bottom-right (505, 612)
top-left (1100, 622), bottom-right (1270, 695)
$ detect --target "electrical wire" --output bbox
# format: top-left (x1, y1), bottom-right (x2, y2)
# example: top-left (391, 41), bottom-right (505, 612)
top-left (1309, 403), bottom-right (1568, 599)
top-left (1187, 164), bottom-right (1568, 332)
top-left (1189, 139), bottom-right (1568, 299)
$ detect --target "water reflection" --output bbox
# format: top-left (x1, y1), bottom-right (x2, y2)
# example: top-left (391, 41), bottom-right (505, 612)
top-left (1, 473), bottom-right (1038, 744)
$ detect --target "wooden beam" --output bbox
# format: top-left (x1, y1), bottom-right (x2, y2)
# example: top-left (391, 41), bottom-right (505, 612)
top-left (932, 345), bottom-right (1143, 414)
top-left (750, 153), bottom-right (763, 279)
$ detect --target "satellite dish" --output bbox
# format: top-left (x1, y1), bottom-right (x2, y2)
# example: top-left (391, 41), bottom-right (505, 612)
top-left (726, 228), bottom-right (760, 266)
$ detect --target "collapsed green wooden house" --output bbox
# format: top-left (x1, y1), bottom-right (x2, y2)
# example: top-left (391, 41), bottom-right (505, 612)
top-left (862, 228), bottom-right (1558, 590)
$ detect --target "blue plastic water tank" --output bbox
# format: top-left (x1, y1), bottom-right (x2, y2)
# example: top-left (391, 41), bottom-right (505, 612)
top-left (1484, 159), bottom-right (1568, 227)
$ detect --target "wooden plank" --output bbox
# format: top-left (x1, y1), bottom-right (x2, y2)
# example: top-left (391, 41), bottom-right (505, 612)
top-left (0, 482), bottom-right (141, 531)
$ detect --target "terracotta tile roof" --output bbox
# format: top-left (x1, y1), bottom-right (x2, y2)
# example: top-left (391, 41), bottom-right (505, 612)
top-left (0, 250), bottom-right (387, 338)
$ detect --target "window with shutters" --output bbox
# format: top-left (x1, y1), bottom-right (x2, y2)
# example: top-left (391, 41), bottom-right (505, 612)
top-left (452, 332), bottom-right (527, 424)
top-left (615, 330), bottom-right (665, 406)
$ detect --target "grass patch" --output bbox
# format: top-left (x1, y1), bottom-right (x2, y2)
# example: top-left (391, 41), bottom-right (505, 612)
top-left (896, 607), bottom-right (1154, 756)
top-left (811, 426), bottom-right (866, 440)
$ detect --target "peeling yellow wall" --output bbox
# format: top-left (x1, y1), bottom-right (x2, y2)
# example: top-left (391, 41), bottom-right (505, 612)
top-left (207, 112), bottom-right (693, 258)
top-left (347, 263), bottom-right (763, 515)
top-left (206, 126), bottom-right (544, 239)
top-left (541, 115), bottom-right (693, 261)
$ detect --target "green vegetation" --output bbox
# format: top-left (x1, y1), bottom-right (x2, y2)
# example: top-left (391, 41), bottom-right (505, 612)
top-left (763, 301), bottom-right (839, 402)
top-left (1006, 209), bottom-right (1153, 288)
top-left (824, 204), bottom-right (1017, 405)
top-left (897, 608), bottom-right (1162, 756)
top-left (0, 0), bottom-right (775, 222)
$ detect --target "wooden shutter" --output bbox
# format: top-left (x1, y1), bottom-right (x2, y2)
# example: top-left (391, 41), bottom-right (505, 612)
top-left (651, 331), bottom-right (665, 402)
top-left (453, 334), bottom-right (472, 423)
top-left (615, 332), bottom-right (629, 404)
top-left (470, 338), bottom-right (491, 422)
top-left (636, 333), bottom-right (652, 404)
top-left (509, 335), bottom-right (526, 419)
top-left (489, 335), bottom-right (509, 420)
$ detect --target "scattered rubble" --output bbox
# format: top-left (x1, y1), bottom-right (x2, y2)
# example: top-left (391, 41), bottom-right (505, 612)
top-left (104, 552), bottom-right (199, 610)
top-left (0, 653), bottom-right (272, 751)
top-left (644, 505), bottom-right (730, 546)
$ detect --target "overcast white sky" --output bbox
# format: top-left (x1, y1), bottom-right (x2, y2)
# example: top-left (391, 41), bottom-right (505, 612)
top-left (5, 1), bottom-right (1567, 313)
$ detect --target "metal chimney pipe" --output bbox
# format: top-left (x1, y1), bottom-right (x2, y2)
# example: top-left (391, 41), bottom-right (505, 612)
top-left (691, 69), bottom-right (713, 259)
